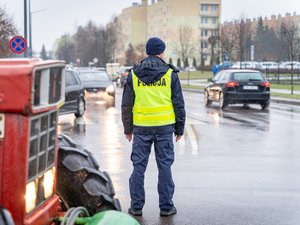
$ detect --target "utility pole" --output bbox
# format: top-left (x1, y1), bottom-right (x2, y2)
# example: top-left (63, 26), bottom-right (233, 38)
top-left (24, 0), bottom-right (28, 57)
top-left (29, 5), bottom-right (47, 58)
top-left (29, 0), bottom-right (32, 57)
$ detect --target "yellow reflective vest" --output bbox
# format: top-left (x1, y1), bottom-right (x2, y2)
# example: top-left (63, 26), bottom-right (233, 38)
top-left (132, 68), bottom-right (176, 126)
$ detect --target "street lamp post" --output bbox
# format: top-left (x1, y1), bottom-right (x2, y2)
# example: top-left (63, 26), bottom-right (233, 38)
top-left (28, 0), bottom-right (47, 57)
top-left (28, 0), bottom-right (31, 57)
top-left (24, 0), bottom-right (28, 57)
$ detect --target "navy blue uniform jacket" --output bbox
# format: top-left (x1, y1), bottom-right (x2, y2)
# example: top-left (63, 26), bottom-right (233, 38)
top-left (121, 56), bottom-right (186, 136)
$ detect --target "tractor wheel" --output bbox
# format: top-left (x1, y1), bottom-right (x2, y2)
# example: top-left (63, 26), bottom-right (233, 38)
top-left (58, 134), bottom-right (99, 170)
top-left (56, 134), bottom-right (121, 214)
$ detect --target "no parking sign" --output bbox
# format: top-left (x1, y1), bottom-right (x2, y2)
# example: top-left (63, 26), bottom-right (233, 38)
top-left (9, 36), bottom-right (27, 54)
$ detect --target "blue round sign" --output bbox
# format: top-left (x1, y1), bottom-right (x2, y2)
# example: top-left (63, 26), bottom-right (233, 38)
top-left (9, 36), bottom-right (27, 54)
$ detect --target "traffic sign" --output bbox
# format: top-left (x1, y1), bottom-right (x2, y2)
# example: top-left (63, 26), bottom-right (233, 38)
top-left (9, 36), bottom-right (27, 54)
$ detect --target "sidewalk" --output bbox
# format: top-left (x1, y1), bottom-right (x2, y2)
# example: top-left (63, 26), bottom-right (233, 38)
top-left (181, 79), bottom-right (300, 106)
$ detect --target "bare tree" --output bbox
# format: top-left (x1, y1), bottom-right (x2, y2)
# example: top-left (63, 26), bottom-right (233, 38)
top-left (233, 17), bottom-right (252, 67)
top-left (55, 34), bottom-right (75, 64)
top-left (279, 19), bottom-right (300, 63)
top-left (220, 24), bottom-right (235, 61)
top-left (125, 43), bottom-right (137, 66)
top-left (135, 43), bottom-right (146, 62)
top-left (279, 19), bottom-right (300, 94)
top-left (74, 22), bottom-right (97, 66)
top-left (177, 58), bottom-right (181, 68)
top-left (0, 6), bottom-right (17, 57)
top-left (175, 25), bottom-right (194, 67)
top-left (106, 17), bottom-right (119, 63)
top-left (55, 19), bottom-right (122, 67)
top-left (208, 35), bottom-right (219, 65)
top-left (73, 21), bottom-right (111, 67)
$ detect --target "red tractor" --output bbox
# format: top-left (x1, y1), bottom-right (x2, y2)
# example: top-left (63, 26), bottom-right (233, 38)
top-left (0, 58), bottom-right (138, 225)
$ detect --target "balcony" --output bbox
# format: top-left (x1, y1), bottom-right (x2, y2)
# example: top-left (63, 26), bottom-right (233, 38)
top-left (200, 23), bottom-right (219, 29)
top-left (200, 11), bottom-right (219, 17)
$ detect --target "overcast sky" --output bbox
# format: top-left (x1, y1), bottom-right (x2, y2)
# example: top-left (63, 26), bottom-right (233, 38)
top-left (1, 0), bottom-right (300, 53)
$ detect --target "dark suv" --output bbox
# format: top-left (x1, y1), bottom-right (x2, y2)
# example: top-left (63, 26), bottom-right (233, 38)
top-left (204, 69), bottom-right (270, 109)
top-left (60, 69), bottom-right (86, 117)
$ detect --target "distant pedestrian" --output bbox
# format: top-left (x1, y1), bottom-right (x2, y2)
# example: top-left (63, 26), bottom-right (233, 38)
top-left (212, 64), bottom-right (219, 77)
top-left (121, 37), bottom-right (186, 217)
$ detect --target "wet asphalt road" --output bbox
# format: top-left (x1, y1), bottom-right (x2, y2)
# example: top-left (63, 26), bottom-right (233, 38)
top-left (58, 87), bottom-right (300, 225)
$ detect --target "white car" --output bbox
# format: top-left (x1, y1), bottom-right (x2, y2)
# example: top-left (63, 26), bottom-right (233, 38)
top-left (260, 62), bottom-right (279, 70)
top-left (279, 62), bottom-right (300, 70)
top-left (231, 61), bottom-right (260, 69)
top-left (184, 66), bottom-right (196, 71)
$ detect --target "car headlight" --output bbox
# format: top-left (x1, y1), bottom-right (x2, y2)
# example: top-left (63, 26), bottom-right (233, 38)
top-left (25, 181), bottom-right (37, 213)
top-left (106, 85), bottom-right (115, 94)
top-left (43, 168), bottom-right (55, 199)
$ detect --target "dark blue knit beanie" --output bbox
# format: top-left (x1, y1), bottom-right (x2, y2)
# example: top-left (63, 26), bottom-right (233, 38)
top-left (146, 37), bottom-right (166, 55)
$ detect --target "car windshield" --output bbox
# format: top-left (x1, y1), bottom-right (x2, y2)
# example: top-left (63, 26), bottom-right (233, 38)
top-left (232, 72), bottom-right (264, 81)
top-left (79, 71), bottom-right (109, 82)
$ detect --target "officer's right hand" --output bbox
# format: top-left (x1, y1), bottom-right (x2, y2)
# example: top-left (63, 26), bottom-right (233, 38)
top-left (125, 133), bottom-right (133, 142)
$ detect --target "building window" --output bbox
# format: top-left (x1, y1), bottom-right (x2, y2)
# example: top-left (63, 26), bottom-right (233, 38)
top-left (201, 42), bottom-right (208, 49)
top-left (211, 17), bottom-right (218, 24)
top-left (201, 30), bottom-right (208, 36)
top-left (211, 5), bottom-right (218, 11)
top-left (201, 4), bottom-right (208, 11)
top-left (211, 30), bottom-right (218, 36)
top-left (201, 17), bottom-right (208, 24)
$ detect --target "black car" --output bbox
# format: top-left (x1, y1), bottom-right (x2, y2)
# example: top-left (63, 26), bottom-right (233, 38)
top-left (116, 66), bottom-right (132, 87)
top-left (77, 69), bottom-right (115, 106)
top-left (60, 69), bottom-right (86, 117)
top-left (204, 69), bottom-right (270, 109)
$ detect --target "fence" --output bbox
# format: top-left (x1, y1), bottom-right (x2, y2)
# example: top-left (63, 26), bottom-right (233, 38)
top-left (261, 68), bottom-right (300, 85)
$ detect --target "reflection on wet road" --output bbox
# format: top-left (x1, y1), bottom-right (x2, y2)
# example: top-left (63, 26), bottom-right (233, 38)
top-left (58, 88), bottom-right (300, 225)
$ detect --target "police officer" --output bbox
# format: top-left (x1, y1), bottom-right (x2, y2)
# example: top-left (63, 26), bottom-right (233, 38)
top-left (121, 37), bottom-right (186, 216)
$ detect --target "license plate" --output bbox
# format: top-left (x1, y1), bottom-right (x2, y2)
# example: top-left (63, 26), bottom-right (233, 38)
top-left (243, 85), bottom-right (258, 90)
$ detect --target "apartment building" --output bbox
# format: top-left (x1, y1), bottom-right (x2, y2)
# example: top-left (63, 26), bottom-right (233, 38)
top-left (251, 12), bottom-right (300, 31)
top-left (112, 0), bottom-right (221, 66)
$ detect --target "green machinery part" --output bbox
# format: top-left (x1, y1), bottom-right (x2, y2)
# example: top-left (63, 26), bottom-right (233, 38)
top-left (59, 210), bottom-right (140, 225)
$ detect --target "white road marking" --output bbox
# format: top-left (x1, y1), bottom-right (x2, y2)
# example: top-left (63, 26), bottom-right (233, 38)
top-left (185, 124), bottom-right (198, 155)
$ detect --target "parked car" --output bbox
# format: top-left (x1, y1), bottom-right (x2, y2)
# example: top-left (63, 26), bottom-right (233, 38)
top-left (279, 61), bottom-right (300, 70)
top-left (204, 69), bottom-right (270, 110)
top-left (77, 69), bottom-right (115, 106)
top-left (116, 66), bottom-right (132, 87)
top-left (260, 61), bottom-right (279, 70)
top-left (231, 61), bottom-right (261, 69)
top-left (184, 66), bottom-right (196, 71)
top-left (60, 68), bottom-right (86, 117)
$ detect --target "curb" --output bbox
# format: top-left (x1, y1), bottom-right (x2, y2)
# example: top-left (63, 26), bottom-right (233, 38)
top-left (183, 88), bottom-right (300, 107)
top-left (270, 97), bottom-right (300, 106)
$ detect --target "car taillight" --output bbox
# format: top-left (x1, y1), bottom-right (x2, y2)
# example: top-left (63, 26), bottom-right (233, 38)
top-left (226, 81), bottom-right (239, 87)
top-left (262, 81), bottom-right (270, 87)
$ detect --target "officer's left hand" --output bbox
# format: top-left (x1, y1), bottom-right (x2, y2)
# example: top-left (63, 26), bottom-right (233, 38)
top-left (175, 135), bottom-right (182, 142)
top-left (125, 133), bottom-right (133, 142)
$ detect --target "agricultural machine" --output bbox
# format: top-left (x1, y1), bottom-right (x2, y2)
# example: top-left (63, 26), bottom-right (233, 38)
top-left (0, 58), bottom-right (138, 225)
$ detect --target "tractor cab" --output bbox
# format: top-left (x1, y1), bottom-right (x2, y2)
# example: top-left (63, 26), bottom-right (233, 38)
top-left (0, 58), bottom-right (139, 225)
